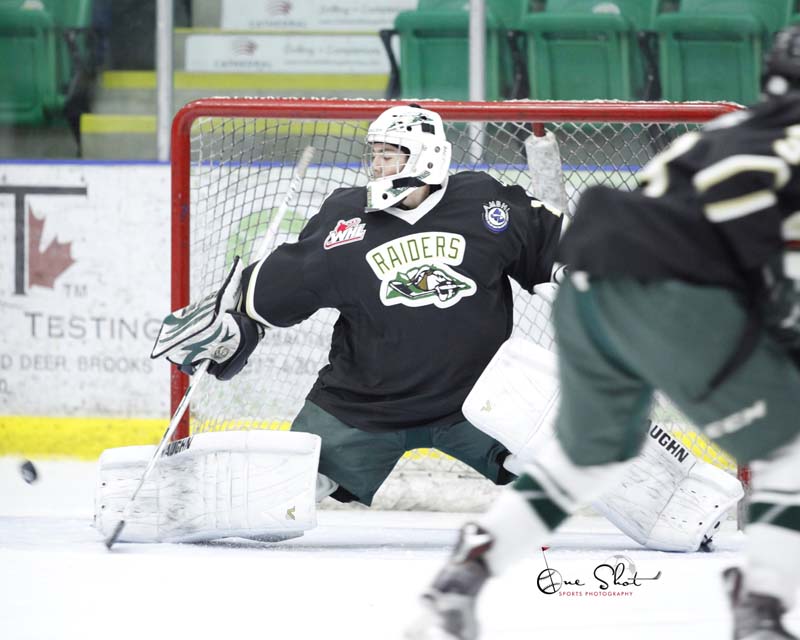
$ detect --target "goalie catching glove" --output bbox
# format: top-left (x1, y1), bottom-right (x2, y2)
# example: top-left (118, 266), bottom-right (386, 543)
top-left (151, 257), bottom-right (264, 380)
top-left (533, 263), bottom-right (568, 305)
top-left (762, 253), bottom-right (800, 350)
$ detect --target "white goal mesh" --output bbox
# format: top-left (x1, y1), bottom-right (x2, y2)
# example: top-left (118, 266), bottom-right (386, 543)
top-left (171, 98), bottom-right (744, 511)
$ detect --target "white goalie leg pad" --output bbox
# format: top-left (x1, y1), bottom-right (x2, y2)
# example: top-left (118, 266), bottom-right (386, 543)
top-left (462, 337), bottom-right (560, 466)
top-left (94, 430), bottom-right (320, 543)
top-left (592, 424), bottom-right (744, 552)
top-left (463, 336), bottom-right (743, 551)
top-left (463, 336), bottom-right (629, 509)
top-left (745, 434), bottom-right (800, 607)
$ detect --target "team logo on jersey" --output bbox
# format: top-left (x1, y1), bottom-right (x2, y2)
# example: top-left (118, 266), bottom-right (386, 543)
top-left (387, 265), bottom-right (473, 305)
top-left (365, 232), bottom-right (476, 309)
top-left (482, 200), bottom-right (510, 233)
top-left (323, 217), bottom-right (367, 250)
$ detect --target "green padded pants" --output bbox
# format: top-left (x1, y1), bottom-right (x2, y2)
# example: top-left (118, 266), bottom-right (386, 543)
top-left (551, 278), bottom-right (800, 466)
top-left (292, 400), bottom-right (513, 506)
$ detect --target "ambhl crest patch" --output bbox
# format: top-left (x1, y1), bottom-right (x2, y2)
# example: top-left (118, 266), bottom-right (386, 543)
top-left (482, 200), bottom-right (510, 233)
top-left (324, 217), bottom-right (367, 250)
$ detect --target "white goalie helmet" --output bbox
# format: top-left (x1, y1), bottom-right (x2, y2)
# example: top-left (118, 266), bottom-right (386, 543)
top-left (364, 105), bottom-right (452, 210)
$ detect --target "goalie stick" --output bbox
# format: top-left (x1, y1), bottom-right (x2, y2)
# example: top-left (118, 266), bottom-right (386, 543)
top-left (105, 145), bottom-right (316, 549)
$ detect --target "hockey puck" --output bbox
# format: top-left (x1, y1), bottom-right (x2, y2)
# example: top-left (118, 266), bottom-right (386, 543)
top-left (20, 460), bottom-right (38, 484)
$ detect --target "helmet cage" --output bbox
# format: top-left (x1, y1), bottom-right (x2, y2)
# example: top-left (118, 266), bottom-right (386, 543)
top-left (364, 106), bottom-right (452, 210)
top-left (362, 141), bottom-right (414, 182)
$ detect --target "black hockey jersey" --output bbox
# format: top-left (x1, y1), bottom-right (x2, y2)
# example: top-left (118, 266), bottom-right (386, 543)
top-left (241, 171), bottom-right (563, 432)
top-left (559, 95), bottom-right (800, 291)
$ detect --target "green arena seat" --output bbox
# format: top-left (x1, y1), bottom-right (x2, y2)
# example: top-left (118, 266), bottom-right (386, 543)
top-left (0, 2), bottom-right (61, 125)
top-left (42, 0), bottom-right (95, 135)
top-left (391, 0), bottom-right (529, 100)
top-left (519, 0), bottom-right (662, 101)
top-left (0, 0), bottom-right (95, 132)
top-left (41, 0), bottom-right (94, 85)
top-left (656, 0), bottom-right (794, 104)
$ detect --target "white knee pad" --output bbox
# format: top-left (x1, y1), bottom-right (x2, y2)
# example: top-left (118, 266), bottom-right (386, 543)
top-left (94, 430), bottom-right (320, 543)
top-left (749, 432), bottom-right (800, 503)
top-left (522, 432), bottom-right (633, 513)
top-left (746, 433), bottom-right (800, 607)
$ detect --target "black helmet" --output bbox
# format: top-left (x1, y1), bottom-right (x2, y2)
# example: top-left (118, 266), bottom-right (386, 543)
top-left (763, 25), bottom-right (800, 97)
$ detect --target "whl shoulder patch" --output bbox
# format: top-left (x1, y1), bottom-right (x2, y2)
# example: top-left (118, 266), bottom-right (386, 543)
top-left (324, 217), bottom-right (367, 250)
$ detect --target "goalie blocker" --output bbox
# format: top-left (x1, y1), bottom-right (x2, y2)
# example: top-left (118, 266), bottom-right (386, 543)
top-left (150, 257), bottom-right (264, 380)
top-left (463, 337), bottom-right (743, 552)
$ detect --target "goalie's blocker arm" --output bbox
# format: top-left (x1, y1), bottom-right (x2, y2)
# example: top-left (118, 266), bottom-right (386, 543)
top-left (151, 257), bottom-right (264, 380)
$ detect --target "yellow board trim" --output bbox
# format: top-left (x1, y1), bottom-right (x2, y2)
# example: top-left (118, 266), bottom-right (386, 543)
top-left (0, 416), bottom-right (166, 460)
top-left (100, 71), bottom-right (388, 91)
top-left (81, 114), bottom-right (373, 136)
top-left (672, 430), bottom-right (738, 473)
top-left (1, 416), bottom-right (739, 473)
top-left (191, 118), bottom-right (369, 137)
top-left (80, 114), bottom-right (157, 134)
top-left (101, 71), bottom-right (157, 90)
top-left (1, 415), bottom-right (464, 465)
top-left (174, 28), bottom-right (380, 36)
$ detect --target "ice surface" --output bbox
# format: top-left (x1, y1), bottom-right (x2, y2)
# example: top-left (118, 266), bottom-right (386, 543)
top-left (1, 457), bottom-right (798, 640)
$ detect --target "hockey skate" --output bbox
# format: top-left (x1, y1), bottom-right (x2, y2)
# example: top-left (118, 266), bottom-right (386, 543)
top-left (725, 568), bottom-right (798, 640)
top-left (405, 523), bottom-right (493, 640)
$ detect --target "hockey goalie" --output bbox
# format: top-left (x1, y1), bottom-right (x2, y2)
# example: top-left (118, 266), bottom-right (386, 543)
top-left (94, 263), bottom-right (741, 549)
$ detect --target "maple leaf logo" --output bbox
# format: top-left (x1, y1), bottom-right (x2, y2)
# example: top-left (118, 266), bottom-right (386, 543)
top-left (28, 206), bottom-right (75, 288)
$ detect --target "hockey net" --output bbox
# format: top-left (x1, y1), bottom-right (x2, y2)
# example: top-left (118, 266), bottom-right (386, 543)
top-left (171, 98), bottom-right (744, 511)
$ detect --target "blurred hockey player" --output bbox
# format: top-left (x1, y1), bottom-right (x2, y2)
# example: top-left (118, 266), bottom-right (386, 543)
top-left (405, 26), bottom-right (800, 640)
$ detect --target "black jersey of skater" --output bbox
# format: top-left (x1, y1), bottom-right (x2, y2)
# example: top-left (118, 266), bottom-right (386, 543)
top-left (559, 95), bottom-right (800, 291)
top-left (241, 171), bottom-right (563, 432)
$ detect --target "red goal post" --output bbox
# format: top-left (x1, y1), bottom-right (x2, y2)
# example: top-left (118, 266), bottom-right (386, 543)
top-left (169, 98), bottom-right (745, 510)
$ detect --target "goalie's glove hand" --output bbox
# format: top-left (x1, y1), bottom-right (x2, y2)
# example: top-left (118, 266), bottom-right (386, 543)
top-left (533, 282), bottom-right (558, 305)
top-left (533, 263), bottom-right (568, 305)
top-left (764, 278), bottom-right (800, 350)
top-left (150, 257), bottom-right (265, 381)
top-left (761, 254), bottom-right (800, 350)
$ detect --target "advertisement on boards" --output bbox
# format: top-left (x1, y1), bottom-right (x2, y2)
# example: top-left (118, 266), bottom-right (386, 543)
top-left (0, 164), bottom-right (171, 419)
top-left (185, 33), bottom-right (390, 74)
top-left (220, 0), bottom-right (417, 31)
